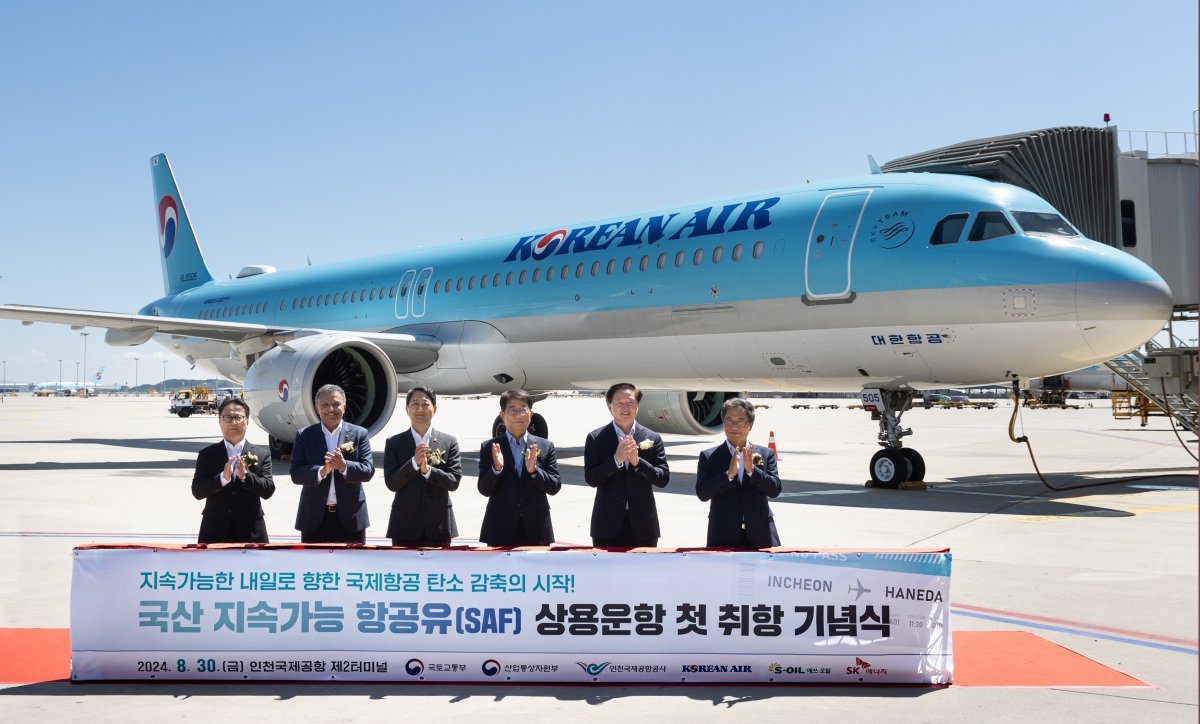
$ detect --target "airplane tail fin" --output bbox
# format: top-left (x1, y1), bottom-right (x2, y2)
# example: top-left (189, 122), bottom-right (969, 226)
top-left (94, 366), bottom-right (104, 382)
top-left (150, 154), bottom-right (215, 295)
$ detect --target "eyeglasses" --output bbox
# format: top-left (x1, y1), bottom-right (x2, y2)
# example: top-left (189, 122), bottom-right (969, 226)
top-left (408, 401), bottom-right (434, 409)
top-left (220, 415), bottom-right (248, 423)
top-left (504, 407), bottom-right (530, 415)
top-left (723, 417), bottom-right (751, 428)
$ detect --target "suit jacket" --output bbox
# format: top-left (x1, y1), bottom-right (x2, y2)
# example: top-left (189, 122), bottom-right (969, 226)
top-left (383, 428), bottom-right (462, 544)
top-left (290, 421), bottom-right (375, 534)
top-left (695, 442), bottom-right (782, 548)
top-left (477, 433), bottom-right (561, 546)
top-left (584, 423), bottom-right (669, 541)
top-left (191, 441), bottom-right (275, 544)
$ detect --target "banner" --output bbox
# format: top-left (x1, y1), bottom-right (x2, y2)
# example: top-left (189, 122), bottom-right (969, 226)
top-left (71, 546), bottom-right (952, 683)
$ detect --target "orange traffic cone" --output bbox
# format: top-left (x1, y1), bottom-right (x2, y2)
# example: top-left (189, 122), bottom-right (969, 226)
top-left (768, 430), bottom-right (781, 459)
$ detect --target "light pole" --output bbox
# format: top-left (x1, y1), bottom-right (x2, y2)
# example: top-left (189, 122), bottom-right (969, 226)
top-left (133, 356), bottom-right (139, 396)
top-left (75, 361), bottom-right (80, 389)
top-left (81, 332), bottom-right (89, 398)
top-left (58, 359), bottom-right (62, 392)
top-left (162, 360), bottom-right (167, 394)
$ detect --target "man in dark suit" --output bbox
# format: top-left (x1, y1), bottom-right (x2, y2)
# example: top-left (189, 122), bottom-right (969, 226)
top-left (696, 397), bottom-right (782, 549)
top-left (290, 384), bottom-right (375, 543)
top-left (478, 389), bottom-right (561, 546)
top-left (584, 382), bottom-right (670, 547)
top-left (191, 397), bottom-right (275, 543)
top-left (383, 386), bottom-right (462, 547)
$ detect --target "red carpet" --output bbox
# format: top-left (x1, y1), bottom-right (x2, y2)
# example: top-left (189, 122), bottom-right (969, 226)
top-left (0, 628), bottom-right (1149, 686)
top-left (0, 628), bottom-right (70, 683)
top-left (952, 630), bottom-right (1149, 687)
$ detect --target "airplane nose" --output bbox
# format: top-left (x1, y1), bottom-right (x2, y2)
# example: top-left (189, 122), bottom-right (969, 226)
top-left (1075, 248), bottom-right (1173, 359)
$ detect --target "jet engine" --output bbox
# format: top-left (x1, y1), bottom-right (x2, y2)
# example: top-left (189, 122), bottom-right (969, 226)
top-left (635, 391), bottom-right (740, 435)
top-left (243, 334), bottom-right (398, 453)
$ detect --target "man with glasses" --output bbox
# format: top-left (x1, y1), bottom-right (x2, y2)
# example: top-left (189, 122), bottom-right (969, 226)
top-left (191, 397), bottom-right (275, 543)
top-left (478, 389), bottom-right (561, 546)
top-left (291, 384), bottom-right (376, 544)
top-left (383, 386), bottom-right (462, 547)
top-left (695, 397), bottom-right (781, 549)
top-left (584, 382), bottom-right (670, 547)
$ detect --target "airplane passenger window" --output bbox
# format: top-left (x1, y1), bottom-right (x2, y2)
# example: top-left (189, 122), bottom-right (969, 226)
top-left (533, 268), bottom-right (541, 283)
top-left (455, 278), bottom-right (463, 292)
top-left (325, 294), bottom-right (332, 305)
top-left (752, 241), bottom-right (764, 259)
top-left (433, 281), bottom-right (441, 293)
top-left (657, 253), bottom-right (666, 270)
top-left (389, 285), bottom-right (397, 298)
top-left (351, 291), bottom-right (358, 303)
top-left (468, 276), bottom-right (476, 290)
top-left (622, 257), bottom-right (632, 273)
top-left (674, 251), bottom-right (685, 267)
top-left (575, 263), bottom-right (584, 278)
top-left (712, 246), bottom-right (723, 264)
top-left (518, 270), bottom-right (527, 284)
top-left (606, 259), bottom-right (616, 275)
top-left (968, 212), bottom-right (1015, 242)
top-left (505, 271), bottom-right (514, 286)
top-left (493, 273), bottom-right (501, 287)
top-left (693, 249), bottom-right (703, 266)
top-left (400, 283), bottom-right (409, 298)
top-left (359, 288), bottom-right (367, 300)
top-left (732, 243), bottom-right (743, 261)
top-left (590, 261), bottom-right (600, 276)
top-left (308, 296), bottom-right (315, 307)
top-left (547, 266), bottom-right (556, 281)
top-left (639, 255), bottom-right (649, 272)
top-left (481, 274), bottom-right (489, 289)
top-left (560, 264), bottom-right (569, 281)
top-left (930, 214), bottom-right (968, 245)
top-left (418, 282), bottom-right (426, 295)
top-left (369, 288), bottom-right (376, 301)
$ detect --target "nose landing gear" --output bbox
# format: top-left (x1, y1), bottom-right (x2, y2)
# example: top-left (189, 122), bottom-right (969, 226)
top-left (860, 388), bottom-right (925, 488)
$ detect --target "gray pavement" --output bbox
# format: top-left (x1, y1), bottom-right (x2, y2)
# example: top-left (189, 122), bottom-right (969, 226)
top-left (0, 394), bottom-right (1196, 722)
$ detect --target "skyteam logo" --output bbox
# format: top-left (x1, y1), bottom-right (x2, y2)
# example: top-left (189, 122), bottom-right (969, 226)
top-left (157, 195), bottom-right (179, 258)
top-left (575, 661), bottom-right (612, 676)
top-left (405, 658), bottom-right (424, 676)
top-left (277, 379), bottom-right (289, 401)
top-left (531, 229), bottom-right (568, 260)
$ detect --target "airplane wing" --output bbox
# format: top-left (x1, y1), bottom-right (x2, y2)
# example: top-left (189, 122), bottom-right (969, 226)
top-left (0, 303), bottom-right (441, 371)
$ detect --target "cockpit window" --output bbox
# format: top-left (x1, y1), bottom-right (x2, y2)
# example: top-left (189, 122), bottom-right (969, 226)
top-left (967, 211), bottom-right (1015, 242)
top-left (1011, 211), bottom-right (1079, 238)
top-left (930, 214), bottom-right (968, 245)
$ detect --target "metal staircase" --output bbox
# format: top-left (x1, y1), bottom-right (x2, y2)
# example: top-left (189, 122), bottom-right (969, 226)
top-left (1105, 337), bottom-right (1198, 434)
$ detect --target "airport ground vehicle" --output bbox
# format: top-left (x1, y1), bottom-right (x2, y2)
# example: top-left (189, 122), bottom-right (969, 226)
top-left (168, 387), bottom-right (217, 417)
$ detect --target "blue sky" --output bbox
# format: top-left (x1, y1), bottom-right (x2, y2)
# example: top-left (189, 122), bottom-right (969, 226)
top-left (0, 0), bottom-right (1196, 386)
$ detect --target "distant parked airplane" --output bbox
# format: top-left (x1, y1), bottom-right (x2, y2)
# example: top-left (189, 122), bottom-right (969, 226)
top-left (0, 154), bottom-right (1171, 485)
top-left (32, 366), bottom-right (111, 395)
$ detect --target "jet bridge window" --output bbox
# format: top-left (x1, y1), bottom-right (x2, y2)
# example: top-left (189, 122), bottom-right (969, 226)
top-left (1011, 211), bottom-right (1079, 238)
top-left (967, 212), bottom-right (1015, 242)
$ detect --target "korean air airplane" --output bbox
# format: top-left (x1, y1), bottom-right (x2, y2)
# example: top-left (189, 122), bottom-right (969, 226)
top-left (0, 154), bottom-right (1172, 486)
top-left (32, 366), bottom-right (109, 396)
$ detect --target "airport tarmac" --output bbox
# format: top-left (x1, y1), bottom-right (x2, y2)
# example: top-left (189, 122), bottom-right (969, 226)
top-left (0, 394), bottom-right (1195, 722)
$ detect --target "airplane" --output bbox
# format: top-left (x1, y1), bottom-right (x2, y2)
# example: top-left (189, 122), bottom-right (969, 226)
top-left (1027, 364), bottom-right (1130, 395)
top-left (0, 154), bottom-right (1172, 486)
top-left (32, 366), bottom-right (110, 396)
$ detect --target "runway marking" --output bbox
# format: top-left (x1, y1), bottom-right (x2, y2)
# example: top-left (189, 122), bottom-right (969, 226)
top-left (953, 602), bottom-right (1198, 651)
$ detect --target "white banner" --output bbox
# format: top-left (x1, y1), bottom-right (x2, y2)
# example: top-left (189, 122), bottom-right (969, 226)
top-left (71, 546), bottom-right (952, 683)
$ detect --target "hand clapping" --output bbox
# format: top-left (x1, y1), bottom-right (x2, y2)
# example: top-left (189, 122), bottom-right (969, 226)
top-left (523, 443), bottom-right (540, 473)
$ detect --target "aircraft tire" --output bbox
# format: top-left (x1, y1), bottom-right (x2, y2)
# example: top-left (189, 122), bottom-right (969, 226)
top-left (900, 448), bottom-right (926, 482)
top-left (869, 449), bottom-right (910, 488)
top-left (268, 434), bottom-right (293, 461)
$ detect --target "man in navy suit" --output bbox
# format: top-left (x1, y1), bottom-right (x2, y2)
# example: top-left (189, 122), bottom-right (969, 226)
top-left (584, 382), bottom-right (669, 547)
top-left (290, 384), bottom-right (375, 543)
top-left (191, 397), bottom-right (275, 543)
top-left (477, 389), bottom-right (561, 546)
top-left (383, 386), bottom-right (462, 547)
top-left (695, 397), bottom-right (781, 549)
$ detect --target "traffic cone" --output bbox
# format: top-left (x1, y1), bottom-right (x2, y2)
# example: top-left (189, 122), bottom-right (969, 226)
top-left (768, 430), bottom-right (781, 459)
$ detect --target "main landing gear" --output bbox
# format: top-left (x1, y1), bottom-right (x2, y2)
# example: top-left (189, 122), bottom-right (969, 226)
top-left (861, 389), bottom-right (925, 488)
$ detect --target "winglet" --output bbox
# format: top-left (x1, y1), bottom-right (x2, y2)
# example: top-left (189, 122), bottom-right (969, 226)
top-left (867, 155), bottom-right (882, 175)
top-left (150, 154), bottom-right (216, 296)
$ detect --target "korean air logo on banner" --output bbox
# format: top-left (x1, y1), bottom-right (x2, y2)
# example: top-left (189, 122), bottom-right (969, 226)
top-left (278, 379), bottom-right (289, 401)
top-left (158, 195), bottom-right (178, 259)
top-left (531, 229), bottom-right (567, 261)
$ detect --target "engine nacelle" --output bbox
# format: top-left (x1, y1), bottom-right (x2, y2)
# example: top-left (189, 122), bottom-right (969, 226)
top-left (635, 391), bottom-right (740, 435)
top-left (244, 334), bottom-right (398, 444)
